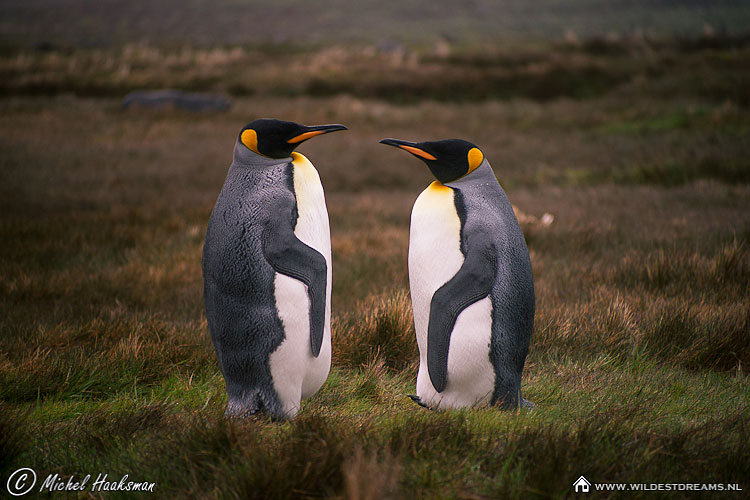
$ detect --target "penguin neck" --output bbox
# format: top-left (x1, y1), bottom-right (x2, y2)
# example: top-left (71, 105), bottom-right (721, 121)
top-left (444, 159), bottom-right (497, 188)
top-left (232, 141), bottom-right (292, 168)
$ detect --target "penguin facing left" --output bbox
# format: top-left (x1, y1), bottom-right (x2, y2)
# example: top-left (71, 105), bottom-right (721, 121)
top-left (380, 137), bottom-right (535, 411)
top-left (202, 118), bottom-right (346, 419)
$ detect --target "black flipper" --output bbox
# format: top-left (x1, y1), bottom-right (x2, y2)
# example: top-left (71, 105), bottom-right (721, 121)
top-left (262, 198), bottom-right (327, 357)
top-left (427, 232), bottom-right (498, 392)
top-left (408, 394), bottom-right (430, 409)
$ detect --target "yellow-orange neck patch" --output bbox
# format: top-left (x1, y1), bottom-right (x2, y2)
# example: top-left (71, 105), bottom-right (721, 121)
top-left (240, 129), bottom-right (261, 155)
top-left (467, 147), bottom-right (484, 174)
top-left (427, 180), bottom-right (452, 193)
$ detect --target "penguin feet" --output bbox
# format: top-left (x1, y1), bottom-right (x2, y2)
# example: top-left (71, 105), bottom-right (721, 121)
top-left (490, 393), bottom-right (535, 411)
top-left (225, 390), bottom-right (294, 421)
top-left (224, 401), bottom-right (261, 420)
top-left (224, 390), bottom-right (267, 419)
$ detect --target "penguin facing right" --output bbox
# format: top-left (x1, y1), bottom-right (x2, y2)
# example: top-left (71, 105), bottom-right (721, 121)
top-left (203, 118), bottom-right (346, 420)
top-left (380, 138), bottom-right (535, 410)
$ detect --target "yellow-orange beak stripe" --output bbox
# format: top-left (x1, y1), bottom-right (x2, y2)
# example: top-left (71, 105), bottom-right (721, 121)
top-left (401, 145), bottom-right (437, 160)
top-left (287, 130), bottom-right (326, 143)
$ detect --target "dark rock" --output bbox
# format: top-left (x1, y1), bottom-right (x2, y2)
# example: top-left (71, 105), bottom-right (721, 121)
top-left (122, 90), bottom-right (232, 112)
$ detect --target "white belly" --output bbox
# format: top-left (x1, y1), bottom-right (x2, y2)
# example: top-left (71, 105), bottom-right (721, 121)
top-left (269, 153), bottom-right (332, 418)
top-left (409, 182), bottom-right (495, 409)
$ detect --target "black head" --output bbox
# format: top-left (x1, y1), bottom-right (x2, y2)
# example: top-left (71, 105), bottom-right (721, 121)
top-left (379, 138), bottom-right (485, 183)
top-left (239, 118), bottom-right (347, 159)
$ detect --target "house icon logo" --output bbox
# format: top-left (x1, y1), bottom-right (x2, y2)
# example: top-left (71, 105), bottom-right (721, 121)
top-left (573, 476), bottom-right (591, 493)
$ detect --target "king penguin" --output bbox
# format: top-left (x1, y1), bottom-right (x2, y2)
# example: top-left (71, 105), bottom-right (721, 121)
top-left (203, 118), bottom-right (346, 419)
top-left (380, 137), bottom-right (534, 410)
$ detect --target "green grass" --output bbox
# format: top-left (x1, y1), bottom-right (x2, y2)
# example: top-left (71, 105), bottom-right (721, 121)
top-left (3, 363), bottom-right (747, 498)
top-left (1, 38), bottom-right (749, 498)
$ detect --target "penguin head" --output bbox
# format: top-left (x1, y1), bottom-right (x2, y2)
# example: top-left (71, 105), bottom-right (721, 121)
top-left (239, 119), bottom-right (347, 159)
top-left (379, 138), bottom-right (485, 183)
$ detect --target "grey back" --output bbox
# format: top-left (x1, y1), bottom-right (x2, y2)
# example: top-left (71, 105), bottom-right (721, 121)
top-left (447, 161), bottom-right (535, 407)
top-left (202, 142), bottom-right (294, 416)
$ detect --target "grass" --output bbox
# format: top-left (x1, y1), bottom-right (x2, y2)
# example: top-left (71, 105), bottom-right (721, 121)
top-left (1, 36), bottom-right (749, 498)
top-left (4, 35), bottom-right (750, 107)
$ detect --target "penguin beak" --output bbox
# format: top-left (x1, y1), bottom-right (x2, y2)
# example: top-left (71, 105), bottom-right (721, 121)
top-left (379, 138), bottom-right (437, 161)
top-left (287, 124), bottom-right (348, 144)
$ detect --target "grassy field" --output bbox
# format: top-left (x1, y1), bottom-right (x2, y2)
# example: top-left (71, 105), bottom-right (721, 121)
top-left (1, 34), bottom-right (749, 498)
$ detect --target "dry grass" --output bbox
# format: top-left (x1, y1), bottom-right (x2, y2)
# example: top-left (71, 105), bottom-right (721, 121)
top-left (333, 291), bottom-right (416, 372)
top-left (2, 37), bottom-right (750, 113)
top-left (1, 39), bottom-right (749, 497)
top-left (342, 446), bottom-right (401, 500)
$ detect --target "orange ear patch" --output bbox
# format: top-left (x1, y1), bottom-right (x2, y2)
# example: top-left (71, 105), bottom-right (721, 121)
top-left (240, 129), bottom-right (260, 154)
top-left (287, 130), bottom-right (326, 143)
top-left (401, 145), bottom-right (437, 160)
top-left (467, 147), bottom-right (484, 173)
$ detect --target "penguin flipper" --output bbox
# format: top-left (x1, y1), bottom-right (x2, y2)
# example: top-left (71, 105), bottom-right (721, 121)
top-left (427, 233), bottom-right (497, 393)
top-left (262, 207), bottom-right (327, 357)
top-left (408, 394), bottom-right (430, 409)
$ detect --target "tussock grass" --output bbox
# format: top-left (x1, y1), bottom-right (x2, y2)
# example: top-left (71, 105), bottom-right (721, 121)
top-left (614, 240), bottom-right (749, 292)
top-left (333, 290), bottom-right (416, 372)
top-left (342, 445), bottom-right (401, 500)
top-left (644, 300), bottom-right (749, 371)
top-left (0, 405), bottom-right (25, 476)
top-left (528, 235), bottom-right (749, 374)
top-left (613, 159), bottom-right (750, 186)
top-left (4, 365), bottom-right (748, 497)
top-left (534, 292), bottom-right (749, 373)
top-left (0, 316), bottom-right (213, 403)
top-left (475, 408), bottom-right (750, 497)
top-left (1, 44), bottom-right (749, 496)
top-left (3, 36), bottom-right (750, 106)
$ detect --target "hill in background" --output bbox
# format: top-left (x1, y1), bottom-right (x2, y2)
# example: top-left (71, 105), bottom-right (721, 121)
top-left (1, 0), bottom-right (750, 49)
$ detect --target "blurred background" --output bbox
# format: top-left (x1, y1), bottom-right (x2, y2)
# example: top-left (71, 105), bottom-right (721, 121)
top-left (2, 0), bottom-right (750, 47)
top-left (1, 1), bottom-right (748, 498)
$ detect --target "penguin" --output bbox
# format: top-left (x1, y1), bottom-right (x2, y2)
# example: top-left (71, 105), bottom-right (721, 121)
top-left (379, 138), bottom-right (534, 410)
top-left (203, 118), bottom-right (346, 419)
